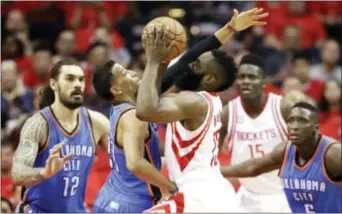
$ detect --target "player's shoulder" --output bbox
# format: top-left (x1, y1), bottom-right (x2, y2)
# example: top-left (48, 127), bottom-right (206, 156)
top-left (119, 108), bottom-right (149, 132)
top-left (324, 141), bottom-right (341, 158)
top-left (86, 109), bottom-right (110, 129)
top-left (25, 112), bottom-right (48, 126)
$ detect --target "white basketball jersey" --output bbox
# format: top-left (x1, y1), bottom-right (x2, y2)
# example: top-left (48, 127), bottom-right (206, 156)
top-left (227, 93), bottom-right (288, 194)
top-left (165, 91), bottom-right (223, 189)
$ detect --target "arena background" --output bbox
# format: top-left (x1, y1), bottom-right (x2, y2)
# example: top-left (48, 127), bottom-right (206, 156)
top-left (1, 1), bottom-right (341, 212)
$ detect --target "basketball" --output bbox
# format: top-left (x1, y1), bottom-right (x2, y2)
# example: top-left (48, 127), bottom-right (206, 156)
top-left (142, 16), bottom-right (187, 62)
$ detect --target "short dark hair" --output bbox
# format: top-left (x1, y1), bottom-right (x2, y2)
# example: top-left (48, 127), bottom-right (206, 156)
top-left (292, 102), bottom-right (319, 113)
top-left (40, 59), bottom-right (80, 109)
top-left (33, 42), bottom-right (52, 54)
top-left (211, 50), bottom-right (237, 91)
top-left (293, 51), bottom-right (310, 63)
top-left (87, 41), bottom-right (108, 55)
top-left (240, 54), bottom-right (265, 75)
top-left (92, 60), bottom-right (115, 100)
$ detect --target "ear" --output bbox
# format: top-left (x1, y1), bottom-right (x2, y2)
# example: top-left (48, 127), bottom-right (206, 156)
top-left (50, 79), bottom-right (57, 91)
top-left (202, 74), bottom-right (217, 85)
top-left (110, 85), bottom-right (122, 97)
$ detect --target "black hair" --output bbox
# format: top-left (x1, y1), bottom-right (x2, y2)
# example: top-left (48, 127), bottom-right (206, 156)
top-left (39, 58), bottom-right (80, 109)
top-left (211, 49), bottom-right (237, 91)
top-left (92, 60), bottom-right (115, 100)
top-left (293, 50), bottom-right (311, 64)
top-left (1, 197), bottom-right (14, 212)
top-left (319, 79), bottom-right (342, 113)
top-left (240, 54), bottom-right (265, 76)
top-left (86, 41), bottom-right (108, 55)
top-left (292, 102), bottom-right (319, 113)
top-left (1, 34), bottom-right (25, 58)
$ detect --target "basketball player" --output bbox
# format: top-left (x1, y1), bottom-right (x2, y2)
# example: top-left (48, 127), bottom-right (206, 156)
top-left (135, 8), bottom-right (269, 212)
top-left (221, 102), bottom-right (341, 213)
top-left (218, 54), bottom-right (304, 212)
top-left (11, 59), bottom-right (110, 213)
top-left (91, 60), bottom-right (178, 213)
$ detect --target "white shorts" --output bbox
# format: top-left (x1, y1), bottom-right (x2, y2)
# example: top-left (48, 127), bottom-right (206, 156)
top-left (237, 186), bottom-right (291, 213)
top-left (144, 179), bottom-right (239, 213)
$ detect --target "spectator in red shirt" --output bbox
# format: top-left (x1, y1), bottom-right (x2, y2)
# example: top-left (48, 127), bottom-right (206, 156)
top-left (1, 142), bottom-right (14, 200)
top-left (292, 51), bottom-right (325, 103)
top-left (266, 2), bottom-right (326, 49)
top-left (319, 79), bottom-right (341, 141)
top-left (22, 45), bottom-right (52, 89)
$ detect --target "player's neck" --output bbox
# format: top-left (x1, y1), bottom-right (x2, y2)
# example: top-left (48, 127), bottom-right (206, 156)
top-left (296, 132), bottom-right (320, 161)
top-left (241, 92), bottom-right (266, 115)
top-left (50, 102), bottom-right (79, 123)
top-left (114, 95), bottom-right (136, 105)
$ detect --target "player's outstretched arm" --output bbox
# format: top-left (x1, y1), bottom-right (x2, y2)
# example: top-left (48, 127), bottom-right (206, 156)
top-left (324, 143), bottom-right (342, 179)
top-left (11, 114), bottom-right (48, 186)
top-left (220, 141), bottom-right (287, 178)
top-left (119, 109), bottom-right (178, 193)
top-left (161, 8), bottom-right (268, 92)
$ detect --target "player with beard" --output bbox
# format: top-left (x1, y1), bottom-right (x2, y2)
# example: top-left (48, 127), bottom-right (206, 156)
top-left (218, 55), bottom-right (310, 212)
top-left (12, 59), bottom-right (109, 213)
top-left (220, 102), bottom-right (341, 213)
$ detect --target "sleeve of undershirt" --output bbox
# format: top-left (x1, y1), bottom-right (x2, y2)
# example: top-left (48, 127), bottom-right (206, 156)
top-left (160, 35), bottom-right (222, 93)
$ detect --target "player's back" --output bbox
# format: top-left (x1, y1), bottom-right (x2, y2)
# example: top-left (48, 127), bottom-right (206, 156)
top-left (279, 135), bottom-right (341, 213)
top-left (23, 106), bottom-right (95, 212)
top-left (227, 92), bottom-right (287, 193)
top-left (165, 91), bottom-right (225, 188)
top-left (104, 103), bottom-right (162, 204)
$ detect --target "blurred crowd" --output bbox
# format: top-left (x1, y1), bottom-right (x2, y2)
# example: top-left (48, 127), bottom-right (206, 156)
top-left (1, 1), bottom-right (341, 212)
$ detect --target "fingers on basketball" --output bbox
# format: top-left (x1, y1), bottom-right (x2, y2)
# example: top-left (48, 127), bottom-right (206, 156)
top-left (142, 17), bottom-right (187, 61)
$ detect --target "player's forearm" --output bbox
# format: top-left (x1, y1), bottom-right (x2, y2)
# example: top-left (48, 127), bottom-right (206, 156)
top-left (136, 62), bottom-right (163, 118)
top-left (220, 161), bottom-right (260, 178)
top-left (11, 164), bottom-right (46, 187)
top-left (128, 160), bottom-right (177, 192)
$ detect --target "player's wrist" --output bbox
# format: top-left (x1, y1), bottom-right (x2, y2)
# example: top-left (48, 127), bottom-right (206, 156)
top-left (169, 182), bottom-right (178, 194)
top-left (40, 168), bottom-right (49, 179)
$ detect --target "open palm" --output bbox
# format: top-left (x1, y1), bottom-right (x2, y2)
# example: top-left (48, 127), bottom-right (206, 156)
top-left (230, 8), bottom-right (269, 31)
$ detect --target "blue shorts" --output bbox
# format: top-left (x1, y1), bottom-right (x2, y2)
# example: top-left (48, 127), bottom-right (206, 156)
top-left (93, 185), bottom-right (154, 213)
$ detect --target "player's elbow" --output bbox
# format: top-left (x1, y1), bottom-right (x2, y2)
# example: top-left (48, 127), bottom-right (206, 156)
top-left (11, 168), bottom-right (23, 186)
top-left (136, 108), bottom-right (155, 122)
top-left (126, 158), bottom-right (143, 173)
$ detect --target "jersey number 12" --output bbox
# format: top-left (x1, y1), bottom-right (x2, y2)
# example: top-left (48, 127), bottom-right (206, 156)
top-left (63, 176), bottom-right (79, 197)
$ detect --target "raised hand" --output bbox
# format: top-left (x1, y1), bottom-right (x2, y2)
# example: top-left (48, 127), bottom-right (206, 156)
top-left (229, 8), bottom-right (269, 32)
top-left (41, 142), bottom-right (73, 179)
top-left (143, 24), bottom-right (175, 64)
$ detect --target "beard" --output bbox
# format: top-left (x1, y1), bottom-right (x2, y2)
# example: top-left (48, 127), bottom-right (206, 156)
top-left (58, 90), bottom-right (83, 110)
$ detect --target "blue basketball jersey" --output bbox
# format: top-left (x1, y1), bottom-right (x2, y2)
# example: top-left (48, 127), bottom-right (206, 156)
top-left (23, 106), bottom-right (95, 212)
top-left (105, 103), bottom-right (162, 204)
top-left (279, 135), bottom-right (341, 213)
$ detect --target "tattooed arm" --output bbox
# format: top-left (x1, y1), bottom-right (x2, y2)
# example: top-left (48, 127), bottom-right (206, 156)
top-left (11, 113), bottom-right (48, 187)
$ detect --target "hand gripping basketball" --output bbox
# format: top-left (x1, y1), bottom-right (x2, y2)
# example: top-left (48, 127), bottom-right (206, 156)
top-left (41, 142), bottom-right (73, 179)
top-left (144, 24), bottom-right (176, 64)
top-left (228, 8), bottom-right (269, 32)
